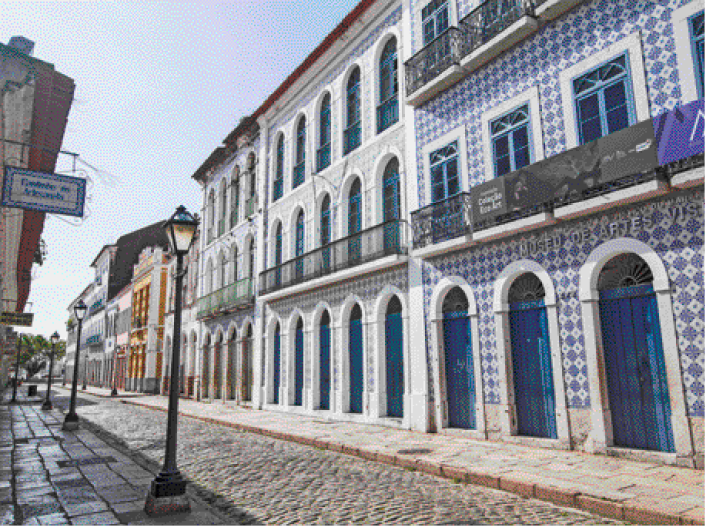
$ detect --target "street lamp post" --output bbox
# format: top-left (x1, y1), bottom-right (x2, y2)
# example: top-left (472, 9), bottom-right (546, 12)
top-left (63, 300), bottom-right (88, 430)
top-left (145, 205), bottom-right (198, 516)
top-left (10, 334), bottom-right (23, 403)
top-left (41, 332), bottom-right (60, 411)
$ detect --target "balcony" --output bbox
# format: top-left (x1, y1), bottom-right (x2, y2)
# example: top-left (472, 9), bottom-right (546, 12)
top-left (317, 143), bottom-right (331, 172)
top-left (411, 193), bottom-right (473, 254)
top-left (273, 177), bottom-right (283, 202)
top-left (85, 334), bottom-right (103, 346)
top-left (405, 0), bottom-right (539, 106)
top-left (377, 96), bottom-right (399, 134)
top-left (343, 122), bottom-right (362, 155)
top-left (245, 195), bottom-right (257, 217)
top-left (405, 28), bottom-right (466, 106)
top-left (197, 278), bottom-right (255, 320)
top-left (260, 220), bottom-right (408, 297)
top-left (293, 161), bottom-right (305, 189)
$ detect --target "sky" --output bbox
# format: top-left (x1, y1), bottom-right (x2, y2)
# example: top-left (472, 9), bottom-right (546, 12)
top-left (2, 0), bottom-right (358, 339)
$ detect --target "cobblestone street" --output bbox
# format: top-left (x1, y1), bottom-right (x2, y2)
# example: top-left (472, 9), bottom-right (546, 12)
top-left (52, 391), bottom-right (626, 525)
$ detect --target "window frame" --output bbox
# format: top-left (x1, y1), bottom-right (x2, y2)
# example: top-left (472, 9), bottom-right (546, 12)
top-left (421, 124), bottom-right (469, 207)
top-left (559, 33), bottom-right (649, 149)
top-left (481, 86), bottom-right (545, 181)
top-left (673, 3), bottom-right (705, 104)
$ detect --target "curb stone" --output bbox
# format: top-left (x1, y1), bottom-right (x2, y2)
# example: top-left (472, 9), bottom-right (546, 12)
top-left (68, 388), bottom-right (692, 525)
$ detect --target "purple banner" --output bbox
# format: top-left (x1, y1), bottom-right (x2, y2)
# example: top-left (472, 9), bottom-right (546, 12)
top-left (653, 98), bottom-right (705, 165)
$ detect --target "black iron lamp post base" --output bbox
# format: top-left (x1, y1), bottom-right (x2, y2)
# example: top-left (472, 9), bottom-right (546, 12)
top-left (144, 472), bottom-right (190, 516)
top-left (62, 414), bottom-right (79, 431)
top-left (41, 400), bottom-right (53, 411)
top-left (111, 388), bottom-right (118, 396)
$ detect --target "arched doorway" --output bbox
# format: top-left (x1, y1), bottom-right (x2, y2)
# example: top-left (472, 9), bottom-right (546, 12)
top-left (273, 323), bottom-right (281, 404)
top-left (319, 311), bottom-right (331, 410)
top-left (213, 333), bottom-right (222, 400)
top-left (201, 336), bottom-right (211, 400)
top-left (443, 287), bottom-right (475, 429)
top-left (349, 304), bottom-right (363, 414)
top-left (294, 318), bottom-right (304, 406)
top-left (227, 329), bottom-right (237, 400)
top-left (508, 273), bottom-right (557, 439)
top-left (242, 324), bottom-right (253, 402)
top-left (598, 253), bottom-right (674, 452)
top-left (385, 296), bottom-right (404, 418)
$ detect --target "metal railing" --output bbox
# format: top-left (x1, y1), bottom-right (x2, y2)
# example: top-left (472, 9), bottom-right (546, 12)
top-left (460, 0), bottom-right (533, 56)
top-left (343, 122), bottom-right (362, 155)
top-left (405, 27), bottom-right (465, 97)
top-left (245, 196), bottom-right (257, 217)
top-left (293, 161), bottom-right (305, 188)
top-left (411, 192), bottom-right (473, 250)
top-left (273, 177), bottom-right (284, 202)
top-left (260, 220), bottom-right (408, 295)
top-left (405, 0), bottom-right (535, 97)
top-left (196, 277), bottom-right (255, 320)
top-left (377, 96), bottom-right (399, 133)
top-left (317, 143), bottom-right (331, 172)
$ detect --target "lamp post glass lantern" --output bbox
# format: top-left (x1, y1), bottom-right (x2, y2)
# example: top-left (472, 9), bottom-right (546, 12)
top-left (41, 331), bottom-right (60, 411)
top-left (63, 300), bottom-right (87, 430)
top-left (145, 205), bottom-right (198, 516)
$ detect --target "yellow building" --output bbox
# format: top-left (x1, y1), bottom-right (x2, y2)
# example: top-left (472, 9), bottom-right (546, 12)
top-left (127, 246), bottom-right (170, 393)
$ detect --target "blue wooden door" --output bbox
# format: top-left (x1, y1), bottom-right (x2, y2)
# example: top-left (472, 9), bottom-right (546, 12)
top-left (294, 320), bottom-right (304, 406)
top-left (349, 307), bottom-right (363, 413)
top-left (385, 305), bottom-right (404, 418)
top-left (443, 312), bottom-right (475, 429)
top-left (509, 300), bottom-right (557, 439)
top-left (273, 326), bottom-right (281, 404)
top-left (599, 284), bottom-right (674, 452)
top-left (319, 314), bottom-right (331, 410)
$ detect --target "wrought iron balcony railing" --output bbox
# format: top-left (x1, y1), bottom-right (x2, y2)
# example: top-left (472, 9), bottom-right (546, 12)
top-left (245, 196), bottom-right (257, 217)
top-left (293, 161), bottom-right (305, 188)
top-left (317, 143), bottom-right (331, 172)
top-left (405, 0), bottom-right (535, 98)
top-left (260, 220), bottom-right (408, 295)
top-left (460, 0), bottom-right (533, 56)
top-left (405, 27), bottom-right (465, 97)
top-left (411, 192), bottom-right (473, 250)
top-left (273, 177), bottom-right (284, 202)
top-left (343, 122), bottom-right (362, 155)
top-left (196, 277), bottom-right (255, 320)
top-left (377, 96), bottom-right (399, 134)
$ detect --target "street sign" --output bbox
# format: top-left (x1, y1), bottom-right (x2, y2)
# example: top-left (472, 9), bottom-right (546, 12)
top-left (1, 167), bottom-right (86, 217)
top-left (0, 312), bottom-right (34, 327)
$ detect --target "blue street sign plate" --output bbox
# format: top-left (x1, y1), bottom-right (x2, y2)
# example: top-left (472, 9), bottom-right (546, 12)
top-left (1, 167), bottom-right (86, 217)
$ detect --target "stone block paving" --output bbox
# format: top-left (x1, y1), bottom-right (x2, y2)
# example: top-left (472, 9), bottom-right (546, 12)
top-left (0, 386), bottom-right (223, 525)
top-left (66, 385), bottom-right (705, 525)
top-left (51, 387), bottom-right (638, 525)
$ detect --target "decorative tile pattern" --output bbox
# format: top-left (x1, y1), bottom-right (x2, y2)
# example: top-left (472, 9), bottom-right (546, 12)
top-left (422, 191), bottom-right (704, 417)
top-left (413, 0), bottom-right (689, 208)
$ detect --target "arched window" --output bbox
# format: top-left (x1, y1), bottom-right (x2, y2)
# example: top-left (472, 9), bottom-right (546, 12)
top-left (295, 210), bottom-right (305, 280)
top-left (274, 135), bottom-right (284, 201)
top-left (348, 179), bottom-right (362, 262)
top-left (247, 153), bottom-right (257, 199)
top-left (218, 251), bottom-right (227, 288)
top-left (230, 174), bottom-right (240, 227)
top-left (320, 194), bottom-right (331, 246)
top-left (208, 191), bottom-right (216, 242)
top-left (383, 158), bottom-right (401, 252)
top-left (274, 223), bottom-right (283, 286)
top-left (344, 67), bottom-right (362, 155)
top-left (220, 180), bottom-right (228, 235)
top-left (294, 117), bottom-right (306, 188)
top-left (378, 37), bottom-right (399, 133)
top-left (231, 244), bottom-right (239, 283)
top-left (205, 258), bottom-right (214, 294)
top-left (249, 238), bottom-right (256, 279)
top-left (317, 93), bottom-right (332, 172)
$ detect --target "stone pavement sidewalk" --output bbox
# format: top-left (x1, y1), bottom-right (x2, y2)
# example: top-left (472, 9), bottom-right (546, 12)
top-left (69, 384), bottom-right (704, 525)
top-left (0, 385), bottom-right (224, 525)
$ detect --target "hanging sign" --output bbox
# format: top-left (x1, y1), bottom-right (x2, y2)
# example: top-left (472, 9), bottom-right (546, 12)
top-left (1, 167), bottom-right (86, 217)
top-left (0, 312), bottom-right (34, 327)
top-left (653, 98), bottom-right (705, 165)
